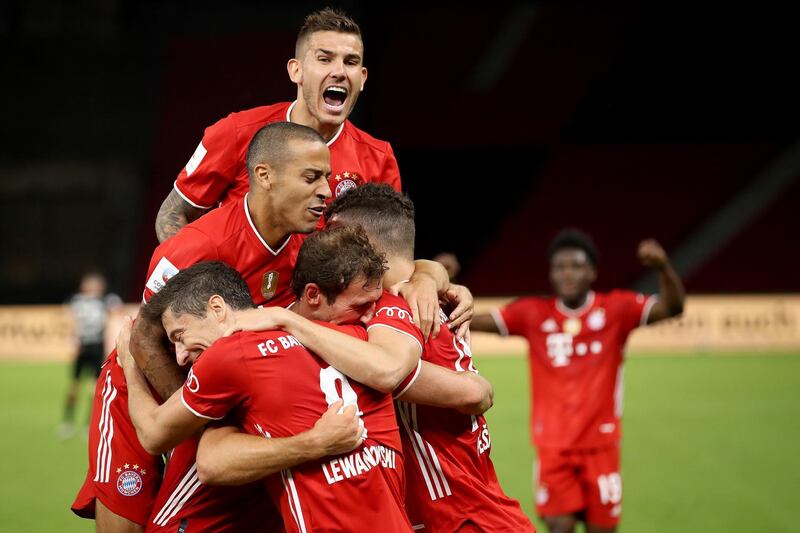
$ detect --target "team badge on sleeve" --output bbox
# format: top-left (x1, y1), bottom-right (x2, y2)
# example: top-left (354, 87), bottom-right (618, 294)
top-left (115, 463), bottom-right (148, 496)
top-left (146, 257), bottom-right (179, 294)
top-left (184, 141), bottom-right (207, 176)
top-left (261, 271), bottom-right (279, 300)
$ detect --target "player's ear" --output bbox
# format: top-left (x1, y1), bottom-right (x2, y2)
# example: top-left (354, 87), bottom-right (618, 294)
top-left (208, 295), bottom-right (227, 322)
top-left (253, 163), bottom-right (273, 190)
top-left (303, 283), bottom-right (322, 307)
top-left (288, 58), bottom-right (302, 84)
top-left (360, 67), bottom-right (367, 91)
top-left (588, 266), bottom-right (598, 283)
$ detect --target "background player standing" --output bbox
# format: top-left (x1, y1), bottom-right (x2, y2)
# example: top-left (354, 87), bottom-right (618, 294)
top-left (471, 229), bottom-right (685, 533)
top-left (155, 7), bottom-right (401, 242)
top-left (59, 271), bottom-right (121, 440)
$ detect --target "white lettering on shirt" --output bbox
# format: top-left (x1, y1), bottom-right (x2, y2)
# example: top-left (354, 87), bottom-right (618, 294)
top-left (323, 445), bottom-right (397, 485)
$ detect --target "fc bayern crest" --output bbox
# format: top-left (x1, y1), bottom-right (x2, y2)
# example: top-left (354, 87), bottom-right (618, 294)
top-left (335, 178), bottom-right (358, 197)
top-left (117, 470), bottom-right (143, 496)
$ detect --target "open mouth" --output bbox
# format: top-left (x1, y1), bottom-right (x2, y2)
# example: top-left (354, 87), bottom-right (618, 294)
top-left (309, 206), bottom-right (325, 218)
top-left (322, 86), bottom-right (348, 111)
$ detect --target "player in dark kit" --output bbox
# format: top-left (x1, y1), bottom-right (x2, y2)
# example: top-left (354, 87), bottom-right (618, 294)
top-left (472, 229), bottom-right (685, 533)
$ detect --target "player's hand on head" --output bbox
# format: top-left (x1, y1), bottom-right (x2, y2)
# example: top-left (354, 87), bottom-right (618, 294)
top-left (223, 308), bottom-right (285, 337)
top-left (443, 284), bottom-right (474, 340)
top-left (394, 273), bottom-right (441, 341)
top-left (638, 238), bottom-right (668, 270)
top-left (312, 400), bottom-right (364, 456)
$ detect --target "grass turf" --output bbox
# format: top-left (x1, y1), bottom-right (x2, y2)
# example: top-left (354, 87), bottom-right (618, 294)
top-left (1, 354), bottom-right (798, 532)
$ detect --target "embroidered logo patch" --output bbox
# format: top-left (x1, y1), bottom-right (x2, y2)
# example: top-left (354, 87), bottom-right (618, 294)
top-left (116, 469), bottom-right (143, 496)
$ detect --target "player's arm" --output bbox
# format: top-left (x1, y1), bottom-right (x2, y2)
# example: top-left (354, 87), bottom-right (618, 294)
top-left (397, 362), bottom-right (494, 415)
top-left (118, 319), bottom-right (206, 454)
top-left (129, 316), bottom-right (185, 400)
top-left (638, 239), bottom-right (685, 324)
top-left (470, 312), bottom-right (502, 334)
top-left (155, 188), bottom-right (208, 243)
top-left (196, 400), bottom-right (363, 485)
top-left (227, 307), bottom-right (419, 393)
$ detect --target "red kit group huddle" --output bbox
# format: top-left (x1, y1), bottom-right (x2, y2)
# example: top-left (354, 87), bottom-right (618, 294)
top-left (71, 8), bottom-right (684, 533)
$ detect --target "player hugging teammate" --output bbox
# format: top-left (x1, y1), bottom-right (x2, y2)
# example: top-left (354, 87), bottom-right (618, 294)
top-left (71, 7), bottom-right (536, 533)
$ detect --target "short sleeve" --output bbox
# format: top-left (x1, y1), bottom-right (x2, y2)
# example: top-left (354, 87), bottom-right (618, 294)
top-left (495, 297), bottom-right (538, 337)
top-left (378, 143), bottom-right (402, 192)
top-left (174, 114), bottom-right (241, 209)
top-left (142, 227), bottom-right (220, 302)
top-left (181, 340), bottom-right (247, 420)
top-left (611, 289), bottom-right (658, 334)
top-left (366, 295), bottom-right (424, 354)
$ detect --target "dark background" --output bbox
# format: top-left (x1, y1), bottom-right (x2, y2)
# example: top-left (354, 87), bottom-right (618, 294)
top-left (2, 1), bottom-right (799, 303)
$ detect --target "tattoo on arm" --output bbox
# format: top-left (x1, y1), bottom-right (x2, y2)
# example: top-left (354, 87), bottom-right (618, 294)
top-left (155, 189), bottom-right (207, 243)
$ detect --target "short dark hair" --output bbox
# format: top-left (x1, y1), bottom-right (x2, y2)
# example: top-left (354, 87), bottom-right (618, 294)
top-left (141, 261), bottom-right (254, 323)
top-left (296, 7), bottom-right (362, 58)
top-left (325, 183), bottom-right (415, 259)
top-left (291, 225), bottom-right (387, 303)
top-left (547, 228), bottom-right (599, 266)
top-left (246, 121), bottom-right (325, 181)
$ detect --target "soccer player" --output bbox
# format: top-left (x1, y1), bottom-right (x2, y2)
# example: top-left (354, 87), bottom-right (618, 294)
top-left (72, 122), bottom-right (332, 531)
top-left (119, 240), bottom-right (413, 531)
top-left (59, 271), bottom-right (122, 439)
top-left (155, 7), bottom-right (401, 243)
top-left (202, 184), bottom-right (535, 532)
top-left (73, 123), bottom-right (448, 531)
top-left (471, 229), bottom-right (686, 533)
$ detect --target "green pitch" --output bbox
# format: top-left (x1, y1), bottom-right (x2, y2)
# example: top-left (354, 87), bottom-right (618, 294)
top-left (1, 354), bottom-right (798, 532)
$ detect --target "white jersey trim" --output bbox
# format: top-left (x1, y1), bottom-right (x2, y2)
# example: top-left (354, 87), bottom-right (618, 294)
top-left (366, 323), bottom-right (424, 356)
top-left (640, 295), bottom-right (659, 326)
top-left (173, 181), bottom-right (214, 210)
top-left (180, 390), bottom-right (224, 420)
top-left (489, 308), bottom-right (509, 337)
top-left (397, 402), bottom-right (452, 501)
top-left (94, 370), bottom-right (118, 483)
top-left (286, 100), bottom-right (345, 147)
top-left (152, 463), bottom-right (202, 526)
top-left (393, 359), bottom-right (422, 399)
top-left (281, 468), bottom-right (308, 533)
top-left (556, 291), bottom-right (596, 317)
top-left (242, 192), bottom-right (291, 256)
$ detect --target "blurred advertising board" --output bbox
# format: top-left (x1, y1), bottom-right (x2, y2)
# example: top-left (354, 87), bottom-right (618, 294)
top-left (0, 296), bottom-right (798, 361)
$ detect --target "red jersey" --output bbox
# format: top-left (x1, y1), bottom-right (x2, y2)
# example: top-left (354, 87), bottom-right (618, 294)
top-left (372, 298), bottom-right (533, 532)
top-left (173, 101), bottom-right (402, 210)
top-left (145, 436), bottom-right (274, 532)
top-left (181, 325), bottom-right (411, 533)
top-left (72, 356), bottom-right (165, 525)
top-left (494, 290), bottom-right (656, 450)
top-left (144, 194), bottom-right (302, 308)
top-left (365, 292), bottom-right (425, 398)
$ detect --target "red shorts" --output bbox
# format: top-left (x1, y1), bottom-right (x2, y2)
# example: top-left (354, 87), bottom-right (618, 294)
top-left (71, 356), bottom-right (164, 525)
top-left (534, 444), bottom-right (622, 528)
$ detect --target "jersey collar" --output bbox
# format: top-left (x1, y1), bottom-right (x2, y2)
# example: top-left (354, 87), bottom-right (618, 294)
top-left (556, 290), bottom-right (596, 317)
top-left (243, 193), bottom-right (292, 256)
top-left (286, 100), bottom-right (345, 147)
